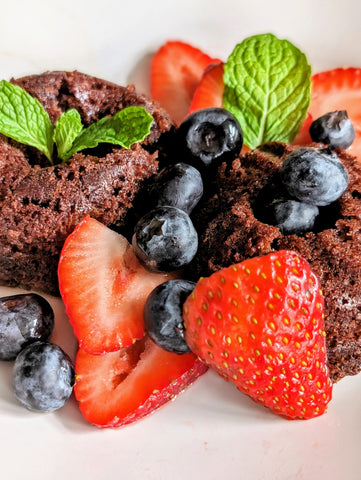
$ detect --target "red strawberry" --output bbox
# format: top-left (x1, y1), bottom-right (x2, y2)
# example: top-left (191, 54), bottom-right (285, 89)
top-left (292, 112), bottom-right (313, 145)
top-left (305, 68), bottom-right (361, 159)
top-left (188, 62), bottom-right (224, 114)
top-left (183, 250), bottom-right (333, 420)
top-left (58, 215), bottom-right (175, 355)
top-left (151, 40), bottom-right (220, 125)
top-left (74, 336), bottom-right (208, 427)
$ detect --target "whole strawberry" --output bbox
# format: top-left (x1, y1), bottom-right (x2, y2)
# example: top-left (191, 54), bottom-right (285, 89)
top-left (183, 250), bottom-right (333, 419)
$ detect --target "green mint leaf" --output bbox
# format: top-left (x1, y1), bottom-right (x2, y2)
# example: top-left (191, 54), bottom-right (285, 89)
top-left (54, 109), bottom-right (83, 161)
top-left (0, 80), bottom-right (54, 161)
top-left (223, 33), bottom-right (311, 149)
top-left (63, 106), bottom-right (153, 160)
top-left (110, 106), bottom-right (154, 149)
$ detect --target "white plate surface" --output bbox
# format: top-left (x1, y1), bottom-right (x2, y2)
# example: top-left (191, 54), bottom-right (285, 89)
top-left (1, 1), bottom-right (361, 479)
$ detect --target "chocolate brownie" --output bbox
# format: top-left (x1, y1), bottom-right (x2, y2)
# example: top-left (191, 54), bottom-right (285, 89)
top-left (12, 71), bottom-right (173, 149)
top-left (0, 71), bottom-right (174, 295)
top-left (190, 143), bottom-right (361, 382)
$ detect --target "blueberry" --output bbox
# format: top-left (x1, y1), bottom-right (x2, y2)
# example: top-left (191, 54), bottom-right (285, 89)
top-left (280, 147), bottom-right (349, 206)
top-left (269, 199), bottom-right (319, 235)
top-left (149, 163), bottom-right (203, 214)
top-left (310, 110), bottom-right (355, 149)
top-left (132, 206), bottom-right (198, 272)
top-left (177, 107), bottom-right (243, 171)
top-left (0, 294), bottom-right (54, 361)
top-left (12, 341), bottom-right (74, 412)
top-left (144, 280), bottom-right (195, 354)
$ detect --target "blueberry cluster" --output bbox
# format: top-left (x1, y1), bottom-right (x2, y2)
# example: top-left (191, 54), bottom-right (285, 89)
top-left (132, 162), bottom-right (201, 273)
top-left (265, 146), bottom-right (349, 235)
top-left (263, 109), bottom-right (353, 235)
top-left (133, 107), bottom-right (243, 274)
top-left (0, 294), bottom-right (74, 412)
top-left (138, 108), bottom-right (243, 354)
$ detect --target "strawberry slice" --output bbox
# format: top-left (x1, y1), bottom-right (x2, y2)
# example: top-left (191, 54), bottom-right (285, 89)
top-left (305, 68), bottom-right (361, 159)
top-left (74, 336), bottom-right (208, 427)
top-left (58, 216), bottom-right (174, 355)
top-left (151, 40), bottom-right (220, 125)
top-left (188, 62), bottom-right (224, 115)
top-left (292, 112), bottom-right (313, 145)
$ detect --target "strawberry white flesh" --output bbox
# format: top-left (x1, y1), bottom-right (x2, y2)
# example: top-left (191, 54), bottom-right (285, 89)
top-left (151, 40), bottom-right (220, 124)
top-left (74, 336), bottom-right (208, 427)
top-left (58, 216), bottom-right (174, 354)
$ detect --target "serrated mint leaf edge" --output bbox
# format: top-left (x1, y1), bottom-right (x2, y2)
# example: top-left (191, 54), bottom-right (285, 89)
top-left (111, 106), bottom-right (154, 148)
top-left (0, 80), bottom-right (54, 161)
top-left (54, 109), bottom-right (84, 161)
top-left (222, 33), bottom-right (311, 149)
top-left (63, 106), bottom-right (153, 160)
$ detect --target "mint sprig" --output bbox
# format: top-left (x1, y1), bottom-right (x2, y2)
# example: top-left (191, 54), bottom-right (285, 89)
top-left (0, 80), bottom-right (54, 161)
top-left (223, 33), bottom-right (311, 149)
top-left (60, 106), bottom-right (153, 161)
top-left (54, 109), bottom-right (83, 160)
top-left (0, 81), bottom-right (153, 163)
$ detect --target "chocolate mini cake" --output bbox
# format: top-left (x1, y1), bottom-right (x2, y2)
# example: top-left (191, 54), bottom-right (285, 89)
top-left (190, 143), bottom-right (361, 382)
top-left (0, 71), bottom-right (174, 295)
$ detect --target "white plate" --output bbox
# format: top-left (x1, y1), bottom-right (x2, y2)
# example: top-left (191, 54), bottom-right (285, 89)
top-left (1, 1), bottom-right (361, 479)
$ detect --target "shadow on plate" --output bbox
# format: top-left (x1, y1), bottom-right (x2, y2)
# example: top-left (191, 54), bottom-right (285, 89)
top-left (126, 51), bottom-right (155, 95)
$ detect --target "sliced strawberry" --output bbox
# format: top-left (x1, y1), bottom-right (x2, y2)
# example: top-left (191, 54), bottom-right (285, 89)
top-left (188, 62), bottom-right (224, 115)
top-left (292, 112), bottom-right (313, 145)
top-left (74, 336), bottom-right (208, 427)
top-left (151, 40), bottom-right (221, 125)
top-left (58, 216), bottom-right (174, 355)
top-left (306, 68), bottom-right (361, 159)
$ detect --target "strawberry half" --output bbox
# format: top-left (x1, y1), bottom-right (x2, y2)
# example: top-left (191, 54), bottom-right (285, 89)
top-left (188, 62), bottom-right (224, 115)
top-left (151, 40), bottom-right (220, 125)
top-left (183, 250), bottom-right (333, 420)
top-left (74, 336), bottom-right (208, 427)
top-left (305, 68), bottom-right (361, 159)
top-left (58, 216), bottom-right (174, 354)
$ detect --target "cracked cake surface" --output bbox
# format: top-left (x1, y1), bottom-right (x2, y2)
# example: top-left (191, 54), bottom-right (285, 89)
top-left (0, 71), bottom-right (174, 295)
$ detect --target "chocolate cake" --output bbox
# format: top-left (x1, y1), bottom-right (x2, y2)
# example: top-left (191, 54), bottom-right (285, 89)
top-left (190, 142), bottom-right (361, 382)
top-left (0, 71), bottom-right (174, 295)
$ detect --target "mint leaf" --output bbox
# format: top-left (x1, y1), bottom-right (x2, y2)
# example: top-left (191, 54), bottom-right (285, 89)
top-left (0, 80), bottom-right (54, 161)
top-left (62, 106), bottom-right (153, 161)
top-left (110, 107), bottom-right (154, 149)
top-left (54, 109), bottom-right (83, 161)
top-left (223, 33), bottom-right (311, 149)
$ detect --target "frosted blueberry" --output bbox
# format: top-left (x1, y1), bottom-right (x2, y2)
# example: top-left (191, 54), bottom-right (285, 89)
top-left (133, 206), bottom-right (198, 272)
top-left (310, 110), bottom-right (355, 149)
top-left (0, 294), bottom-right (54, 361)
top-left (144, 280), bottom-right (195, 353)
top-left (270, 199), bottom-right (319, 235)
top-left (12, 342), bottom-right (74, 412)
top-left (149, 163), bottom-right (203, 214)
top-left (280, 147), bottom-right (349, 206)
